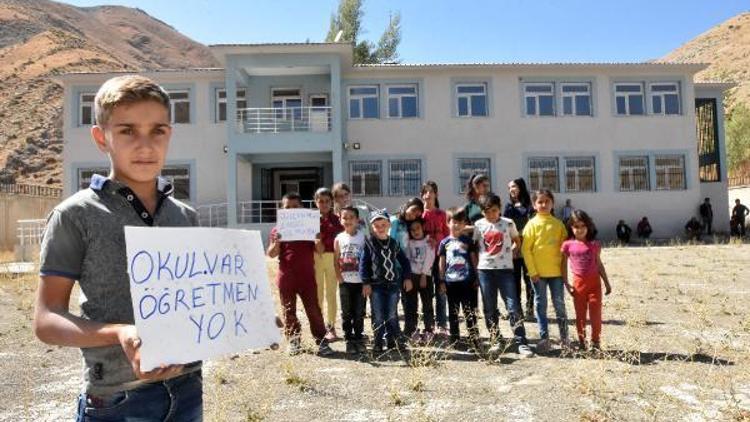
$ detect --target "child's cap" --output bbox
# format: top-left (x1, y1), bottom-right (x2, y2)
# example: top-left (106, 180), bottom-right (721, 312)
top-left (369, 209), bottom-right (390, 224)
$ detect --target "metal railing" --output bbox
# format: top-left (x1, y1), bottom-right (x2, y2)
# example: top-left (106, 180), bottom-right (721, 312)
top-left (236, 106), bottom-right (331, 134)
top-left (17, 219), bottom-right (47, 245)
top-left (196, 199), bottom-right (380, 226)
top-left (1, 183), bottom-right (62, 198)
top-left (196, 203), bottom-right (228, 227)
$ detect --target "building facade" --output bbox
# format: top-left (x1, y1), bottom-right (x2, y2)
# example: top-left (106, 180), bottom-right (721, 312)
top-left (57, 42), bottom-right (731, 239)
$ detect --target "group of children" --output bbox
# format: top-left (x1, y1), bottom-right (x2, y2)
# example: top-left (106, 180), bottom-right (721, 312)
top-left (268, 175), bottom-right (613, 358)
top-left (32, 75), bottom-right (613, 419)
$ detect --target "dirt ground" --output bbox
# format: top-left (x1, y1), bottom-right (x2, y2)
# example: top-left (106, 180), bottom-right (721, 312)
top-left (1, 243), bottom-right (749, 421)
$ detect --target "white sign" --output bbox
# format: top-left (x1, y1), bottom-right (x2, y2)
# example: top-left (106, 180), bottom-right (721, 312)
top-left (125, 227), bottom-right (281, 372)
top-left (276, 209), bottom-right (320, 242)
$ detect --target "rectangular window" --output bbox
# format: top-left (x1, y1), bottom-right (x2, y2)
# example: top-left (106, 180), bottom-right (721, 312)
top-left (456, 83), bottom-right (488, 117)
top-left (389, 159), bottom-right (422, 196)
top-left (615, 83), bottom-right (645, 116)
top-left (161, 165), bottom-right (191, 200)
top-left (348, 86), bottom-right (379, 119)
top-left (272, 88), bottom-right (302, 120)
top-left (457, 158), bottom-right (491, 193)
top-left (168, 91), bottom-right (190, 124)
top-left (216, 89), bottom-right (247, 123)
top-left (77, 167), bottom-right (109, 191)
top-left (387, 85), bottom-right (418, 118)
top-left (350, 160), bottom-right (381, 195)
top-left (696, 98), bottom-right (720, 182)
top-left (654, 155), bottom-right (686, 190)
top-left (79, 93), bottom-right (95, 126)
top-left (528, 157), bottom-right (559, 191)
top-left (649, 83), bottom-right (680, 115)
top-left (618, 156), bottom-right (650, 191)
top-left (561, 83), bottom-right (591, 116)
top-left (565, 156), bottom-right (596, 192)
top-left (524, 83), bottom-right (555, 116)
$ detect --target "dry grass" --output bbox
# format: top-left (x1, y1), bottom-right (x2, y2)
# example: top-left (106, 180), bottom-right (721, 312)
top-left (1, 243), bottom-right (749, 421)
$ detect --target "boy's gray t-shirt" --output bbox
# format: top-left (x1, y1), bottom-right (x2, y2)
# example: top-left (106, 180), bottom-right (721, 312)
top-left (39, 175), bottom-right (199, 395)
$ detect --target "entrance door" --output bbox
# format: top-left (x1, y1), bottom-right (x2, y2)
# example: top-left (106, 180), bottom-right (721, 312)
top-left (264, 167), bottom-right (323, 202)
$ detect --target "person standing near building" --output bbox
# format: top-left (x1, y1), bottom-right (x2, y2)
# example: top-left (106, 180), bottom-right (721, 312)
top-left (732, 199), bottom-right (749, 237)
top-left (421, 181), bottom-right (450, 338)
top-left (463, 173), bottom-right (491, 225)
top-left (699, 197), bottom-right (713, 235)
top-left (504, 178), bottom-right (535, 320)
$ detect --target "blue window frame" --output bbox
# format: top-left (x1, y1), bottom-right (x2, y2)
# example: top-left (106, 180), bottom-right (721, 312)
top-left (456, 83), bottom-right (488, 117)
top-left (524, 83), bottom-right (555, 116)
top-left (387, 85), bottom-right (418, 118)
top-left (561, 83), bottom-right (591, 116)
top-left (615, 83), bottom-right (645, 116)
top-left (649, 83), bottom-right (680, 115)
top-left (349, 86), bottom-right (379, 119)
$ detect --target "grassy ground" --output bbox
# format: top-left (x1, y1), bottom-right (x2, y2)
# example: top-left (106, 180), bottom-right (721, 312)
top-left (1, 243), bottom-right (749, 421)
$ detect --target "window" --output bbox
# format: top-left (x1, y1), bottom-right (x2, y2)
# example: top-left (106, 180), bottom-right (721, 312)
top-left (389, 159), bottom-right (421, 196)
top-left (654, 155), bottom-right (686, 190)
top-left (524, 83), bottom-right (555, 116)
top-left (168, 91), bottom-right (190, 124)
top-left (457, 158), bottom-right (491, 193)
top-left (528, 157), bottom-right (559, 191)
top-left (615, 83), bottom-right (645, 116)
top-left (561, 83), bottom-right (591, 116)
top-left (696, 98), bottom-right (720, 182)
top-left (77, 167), bottom-right (109, 191)
top-left (79, 93), bottom-right (95, 126)
top-left (349, 86), bottom-right (379, 119)
top-left (216, 89), bottom-right (247, 122)
top-left (161, 165), bottom-right (191, 200)
top-left (387, 85), bottom-right (418, 118)
top-left (272, 88), bottom-right (302, 120)
top-left (456, 83), bottom-right (488, 117)
top-left (565, 157), bottom-right (595, 192)
top-left (618, 156), bottom-right (650, 191)
top-left (649, 83), bottom-right (680, 115)
top-left (350, 161), bottom-right (381, 195)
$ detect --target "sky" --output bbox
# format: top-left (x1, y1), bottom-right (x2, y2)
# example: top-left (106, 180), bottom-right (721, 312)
top-left (62, 0), bottom-right (749, 63)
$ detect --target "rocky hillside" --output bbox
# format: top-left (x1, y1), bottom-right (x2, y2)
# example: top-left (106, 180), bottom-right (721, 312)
top-left (660, 11), bottom-right (750, 108)
top-left (0, 0), bottom-right (217, 186)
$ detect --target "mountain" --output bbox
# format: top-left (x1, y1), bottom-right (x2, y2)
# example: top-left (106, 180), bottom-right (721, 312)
top-left (0, 0), bottom-right (218, 186)
top-left (660, 11), bottom-right (750, 108)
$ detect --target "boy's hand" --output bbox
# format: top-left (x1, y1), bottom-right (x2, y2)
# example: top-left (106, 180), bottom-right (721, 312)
top-left (419, 274), bottom-right (427, 289)
top-left (404, 279), bottom-right (413, 292)
top-left (117, 325), bottom-right (183, 380)
top-left (362, 285), bottom-right (372, 297)
top-left (337, 275), bottom-right (345, 285)
top-left (604, 283), bottom-right (612, 295)
top-left (530, 275), bottom-right (540, 283)
top-left (565, 283), bottom-right (575, 296)
top-left (438, 282), bottom-right (447, 294)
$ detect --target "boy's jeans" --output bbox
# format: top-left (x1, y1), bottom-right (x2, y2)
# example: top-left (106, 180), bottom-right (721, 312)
top-left (478, 269), bottom-right (527, 345)
top-left (76, 370), bottom-right (202, 421)
top-left (531, 277), bottom-right (568, 340)
top-left (402, 275), bottom-right (435, 336)
top-left (370, 282), bottom-right (402, 346)
top-left (432, 260), bottom-right (447, 328)
top-left (340, 282), bottom-right (365, 342)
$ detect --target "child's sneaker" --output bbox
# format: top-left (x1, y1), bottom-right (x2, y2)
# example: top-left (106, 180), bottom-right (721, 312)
top-left (421, 331), bottom-right (435, 345)
top-left (317, 339), bottom-right (334, 356)
top-left (287, 337), bottom-right (302, 356)
top-left (436, 326), bottom-right (450, 338)
top-left (536, 338), bottom-right (551, 354)
top-left (372, 343), bottom-right (385, 354)
top-left (517, 344), bottom-right (534, 358)
top-left (345, 341), bottom-right (358, 355)
top-left (325, 325), bottom-right (340, 342)
top-left (355, 339), bottom-right (368, 354)
top-left (488, 340), bottom-right (504, 354)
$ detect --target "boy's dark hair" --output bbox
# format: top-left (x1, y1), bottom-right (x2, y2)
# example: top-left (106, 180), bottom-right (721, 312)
top-left (314, 187), bottom-right (333, 201)
top-left (479, 192), bottom-right (502, 211)
top-left (446, 206), bottom-right (468, 223)
top-left (340, 205), bottom-right (359, 218)
top-left (532, 189), bottom-right (555, 203)
top-left (282, 192), bottom-right (302, 203)
top-left (465, 173), bottom-right (490, 201)
top-left (397, 197), bottom-right (425, 222)
top-left (568, 209), bottom-right (598, 240)
top-left (407, 217), bottom-right (425, 239)
top-left (420, 180), bottom-right (440, 209)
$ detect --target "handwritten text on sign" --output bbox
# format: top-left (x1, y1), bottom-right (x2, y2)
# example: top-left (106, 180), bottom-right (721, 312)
top-left (125, 227), bottom-right (281, 372)
top-left (276, 209), bottom-right (320, 242)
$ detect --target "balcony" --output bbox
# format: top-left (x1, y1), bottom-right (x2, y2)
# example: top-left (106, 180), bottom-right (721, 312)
top-left (236, 106), bottom-right (331, 134)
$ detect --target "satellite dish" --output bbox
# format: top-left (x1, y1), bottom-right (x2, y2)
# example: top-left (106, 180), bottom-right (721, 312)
top-left (334, 30), bottom-right (343, 43)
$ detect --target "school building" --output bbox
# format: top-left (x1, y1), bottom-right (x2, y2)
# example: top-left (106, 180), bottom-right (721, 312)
top-left (56, 42), bottom-right (732, 239)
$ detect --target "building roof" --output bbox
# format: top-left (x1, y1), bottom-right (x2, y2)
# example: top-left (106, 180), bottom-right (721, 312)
top-left (209, 42), bottom-right (351, 47)
top-left (354, 62), bottom-right (708, 71)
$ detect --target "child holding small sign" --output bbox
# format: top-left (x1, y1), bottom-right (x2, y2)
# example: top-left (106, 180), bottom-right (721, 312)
top-left (33, 75), bottom-right (203, 419)
top-left (268, 192), bottom-right (334, 357)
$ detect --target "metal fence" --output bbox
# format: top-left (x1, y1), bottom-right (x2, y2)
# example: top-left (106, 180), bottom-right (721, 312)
top-left (1, 183), bottom-right (62, 198)
top-left (17, 219), bottom-right (47, 246)
top-left (236, 106), bottom-right (331, 134)
top-left (728, 176), bottom-right (750, 188)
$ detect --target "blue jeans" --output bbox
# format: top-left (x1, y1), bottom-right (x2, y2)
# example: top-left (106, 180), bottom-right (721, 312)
top-left (76, 370), bottom-right (202, 421)
top-left (432, 260), bottom-right (447, 328)
top-left (370, 282), bottom-right (402, 346)
top-left (478, 269), bottom-right (527, 345)
top-left (531, 277), bottom-right (569, 340)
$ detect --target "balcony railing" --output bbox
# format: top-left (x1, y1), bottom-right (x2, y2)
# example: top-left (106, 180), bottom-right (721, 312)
top-left (196, 199), bottom-right (379, 226)
top-left (236, 107), bottom-right (331, 134)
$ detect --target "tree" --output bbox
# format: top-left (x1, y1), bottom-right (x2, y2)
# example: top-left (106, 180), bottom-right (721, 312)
top-left (325, 0), bottom-right (401, 64)
top-left (726, 102), bottom-right (750, 176)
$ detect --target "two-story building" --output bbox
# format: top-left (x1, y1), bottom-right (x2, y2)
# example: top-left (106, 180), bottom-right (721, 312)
top-left (57, 42), bottom-right (731, 239)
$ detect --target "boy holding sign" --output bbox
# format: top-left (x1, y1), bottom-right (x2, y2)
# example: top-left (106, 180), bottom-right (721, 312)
top-left (267, 192), bottom-right (334, 356)
top-left (33, 75), bottom-right (203, 420)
